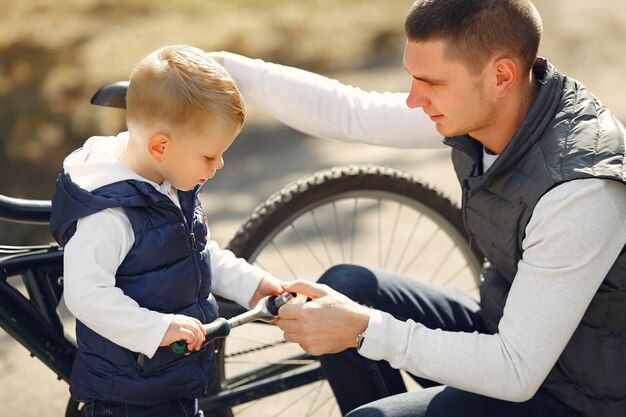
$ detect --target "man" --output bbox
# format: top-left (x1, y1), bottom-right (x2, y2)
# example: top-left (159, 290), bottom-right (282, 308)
top-left (214, 1), bottom-right (626, 416)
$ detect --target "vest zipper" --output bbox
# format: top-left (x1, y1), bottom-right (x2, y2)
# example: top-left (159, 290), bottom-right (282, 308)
top-left (160, 197), bottom-right (203, 313)
top-left (461, 179), bottom-right (474, 253)
top-left (190, 232), bottom-right (197, 252)
top-left (177, 199), bottom-right (207, 324)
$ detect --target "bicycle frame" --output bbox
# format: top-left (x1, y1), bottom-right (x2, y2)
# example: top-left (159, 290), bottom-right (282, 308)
top-left (200, 354), bottom-right (323, 412)
top-left (0, 196), bottom-right (72, 383)
top-left (0, 246), bottom-right (74, 383)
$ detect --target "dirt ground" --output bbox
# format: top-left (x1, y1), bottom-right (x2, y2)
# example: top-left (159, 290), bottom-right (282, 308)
top-left (1, 1), bottom-right (625, 416)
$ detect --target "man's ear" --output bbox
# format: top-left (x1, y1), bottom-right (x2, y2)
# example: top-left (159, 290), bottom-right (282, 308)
top-left (146, 133), bottom-right (170, 164)
top-left (491, 56), bottom-right (517, 99)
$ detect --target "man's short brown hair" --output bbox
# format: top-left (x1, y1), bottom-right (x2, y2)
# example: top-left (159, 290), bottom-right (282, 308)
top-left (405, 0), bottom-right (543, 74)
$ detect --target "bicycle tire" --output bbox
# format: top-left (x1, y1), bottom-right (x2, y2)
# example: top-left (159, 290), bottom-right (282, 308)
top-left (213, 165), bottom-right (482, 417)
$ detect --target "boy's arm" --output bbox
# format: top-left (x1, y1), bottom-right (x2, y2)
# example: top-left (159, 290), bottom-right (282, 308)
top-left (63, 208), bottom-right (172, 358)
top-left (206, 238), bottom-right (282, 309)
top-left (219, 52), bottom-right (443, 149)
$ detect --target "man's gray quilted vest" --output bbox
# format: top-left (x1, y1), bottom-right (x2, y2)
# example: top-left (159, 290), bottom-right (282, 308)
top-left (445, 59), bottom-right (626, 417)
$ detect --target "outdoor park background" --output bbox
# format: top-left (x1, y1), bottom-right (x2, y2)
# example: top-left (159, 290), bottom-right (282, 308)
top-left (0, 1), bottom-right (625, 416)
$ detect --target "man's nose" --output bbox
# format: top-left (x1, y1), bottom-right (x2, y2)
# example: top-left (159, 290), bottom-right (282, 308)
top-left (406, 81), bottom-right (430, 109)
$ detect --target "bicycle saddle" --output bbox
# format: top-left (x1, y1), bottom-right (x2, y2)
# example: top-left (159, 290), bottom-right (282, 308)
top-left (90, 81), bottom-right (129, 109)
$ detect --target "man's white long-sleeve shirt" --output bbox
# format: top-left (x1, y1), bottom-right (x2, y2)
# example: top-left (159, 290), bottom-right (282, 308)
top-left (62, 133), bottom-right (267, 358)
top-left (222, 52), bottom-right (626, 401)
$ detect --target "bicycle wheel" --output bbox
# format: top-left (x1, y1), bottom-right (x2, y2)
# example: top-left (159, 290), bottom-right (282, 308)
top-left (211, 165), bottom-right (483, 417)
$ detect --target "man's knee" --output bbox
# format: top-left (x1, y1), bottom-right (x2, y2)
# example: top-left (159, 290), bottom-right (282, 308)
top-left (318, 264), bottom-right (378, 303)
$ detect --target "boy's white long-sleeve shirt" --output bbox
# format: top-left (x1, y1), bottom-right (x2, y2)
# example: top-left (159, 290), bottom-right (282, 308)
top-left (222, 52), bottom-right (626, 401)
top-left (62, 132), bottom-right (267, 359)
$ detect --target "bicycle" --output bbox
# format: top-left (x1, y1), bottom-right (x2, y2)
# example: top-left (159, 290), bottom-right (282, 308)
top-left (0, 81), bottom-right (483, 417)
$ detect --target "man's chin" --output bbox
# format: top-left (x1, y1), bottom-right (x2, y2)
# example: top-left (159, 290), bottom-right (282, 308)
top-left (435, 125), bottom-right (467, 138)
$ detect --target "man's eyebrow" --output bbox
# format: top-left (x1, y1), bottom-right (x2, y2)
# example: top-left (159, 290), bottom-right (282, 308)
top-left (403, 66), bottom-right (443, 84)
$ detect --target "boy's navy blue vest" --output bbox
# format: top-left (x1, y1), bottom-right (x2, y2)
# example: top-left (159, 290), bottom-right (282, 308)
top-left (446, 59), bottom-right (626, 417)
top-left (50, 172), bottom-right (219, 404)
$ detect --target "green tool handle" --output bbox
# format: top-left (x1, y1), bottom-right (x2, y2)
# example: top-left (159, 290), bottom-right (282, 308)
top-left (170, 317), bottom-right (231, 355)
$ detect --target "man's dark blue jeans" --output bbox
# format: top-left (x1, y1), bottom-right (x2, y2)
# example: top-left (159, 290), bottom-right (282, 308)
top-left (317, 265), bottom-right (582, 417)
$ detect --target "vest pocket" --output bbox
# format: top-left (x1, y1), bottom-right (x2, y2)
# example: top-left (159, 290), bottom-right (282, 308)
top-left (139, 346), bottom-right (188, 377)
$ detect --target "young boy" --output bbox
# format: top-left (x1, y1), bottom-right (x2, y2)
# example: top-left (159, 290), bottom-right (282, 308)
top-left (50, 45), bottom-right (283, 417)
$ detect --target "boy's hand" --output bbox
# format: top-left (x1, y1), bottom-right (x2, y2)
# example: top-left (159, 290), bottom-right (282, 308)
top-left (248, 275), bottom-right (284, 308)
top-left (160, 315), bottom-right (206, 353)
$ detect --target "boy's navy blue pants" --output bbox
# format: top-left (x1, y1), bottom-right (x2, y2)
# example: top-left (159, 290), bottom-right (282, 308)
top-left (84, 398), bottom-right (202, 417)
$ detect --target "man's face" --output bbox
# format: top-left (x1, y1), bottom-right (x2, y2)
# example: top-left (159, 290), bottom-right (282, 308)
top-left (403, 39), bottom-right (497, 139)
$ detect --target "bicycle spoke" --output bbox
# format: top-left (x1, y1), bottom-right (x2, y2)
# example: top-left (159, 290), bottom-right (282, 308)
top-left (441, 261), bottom-right (472, 287)
top-left (304, 380), bottom-right (326, 416)
top-left (399, 228), bottom-right (442, 275)
top-left (331, 202), bottom-right (346, 263)
top-left (274, 398), bottom-right (297, 416)
top-left (305, 383), bottom-right (334, 417)
top-left (309, 209), bottom-right (334, 266)
top-left (287, 223), bottom-right (327, 271)
top-left (429, 243), bottom-right (457, 281)
top-left (393, 213), bottom-right (423, 273)
top-left (376, 198), bottom-right (382, 268)
top-left (273, 241), bottom-right (301, 278)
top-left (349, 198), bottom-right (358, 264)
top-left (383, 202), bottom-right (403, 270)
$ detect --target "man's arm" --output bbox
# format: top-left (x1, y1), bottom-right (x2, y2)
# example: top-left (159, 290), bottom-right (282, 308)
top-left (219, 52), bottom-right (443, 149)
top-left (279, 179), bottom-right (626, 401)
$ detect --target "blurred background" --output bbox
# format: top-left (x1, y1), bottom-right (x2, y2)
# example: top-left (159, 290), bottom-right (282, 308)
top-left (1, 0), bottom-right (625, 244)
top-left (0, 0), bottom-right (625, 415)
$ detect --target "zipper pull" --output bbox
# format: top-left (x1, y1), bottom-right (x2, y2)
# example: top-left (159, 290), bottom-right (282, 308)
top-left (190, 232), bottom-right (197, 251)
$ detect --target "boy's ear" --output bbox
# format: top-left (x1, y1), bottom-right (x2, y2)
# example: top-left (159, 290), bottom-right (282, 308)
top-left (146, 133), bottom-right (170, 164)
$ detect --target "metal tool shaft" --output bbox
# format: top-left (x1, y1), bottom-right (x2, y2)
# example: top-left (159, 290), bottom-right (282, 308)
top-left (170, 292), bottom-right (295, 354)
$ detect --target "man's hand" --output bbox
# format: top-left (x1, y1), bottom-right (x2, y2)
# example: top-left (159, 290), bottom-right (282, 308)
top-left (160, 314), bottom-right (206, 352)
top-left (207, 52), bottom-right (224, 66)
top-left (277, 279), bottom-right (371, 356)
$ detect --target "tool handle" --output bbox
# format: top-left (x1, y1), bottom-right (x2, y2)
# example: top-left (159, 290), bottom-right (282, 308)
top-left (170, 317), bottom-right (231, 355)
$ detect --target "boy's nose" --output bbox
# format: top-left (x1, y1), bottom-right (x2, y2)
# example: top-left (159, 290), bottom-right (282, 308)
top-left (213, 156), bottom-right (224, 170)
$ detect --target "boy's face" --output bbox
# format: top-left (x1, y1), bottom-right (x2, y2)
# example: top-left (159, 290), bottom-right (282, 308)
top-left (158, 119), bottom-right (239, 191)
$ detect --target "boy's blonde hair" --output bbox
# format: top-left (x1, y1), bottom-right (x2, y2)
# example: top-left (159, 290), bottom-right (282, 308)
top-left (126, 45), bottom-right (245, 135)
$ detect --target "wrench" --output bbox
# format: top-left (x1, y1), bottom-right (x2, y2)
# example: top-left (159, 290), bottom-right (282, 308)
top-left (170, 292), bottom-right (295, 355)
